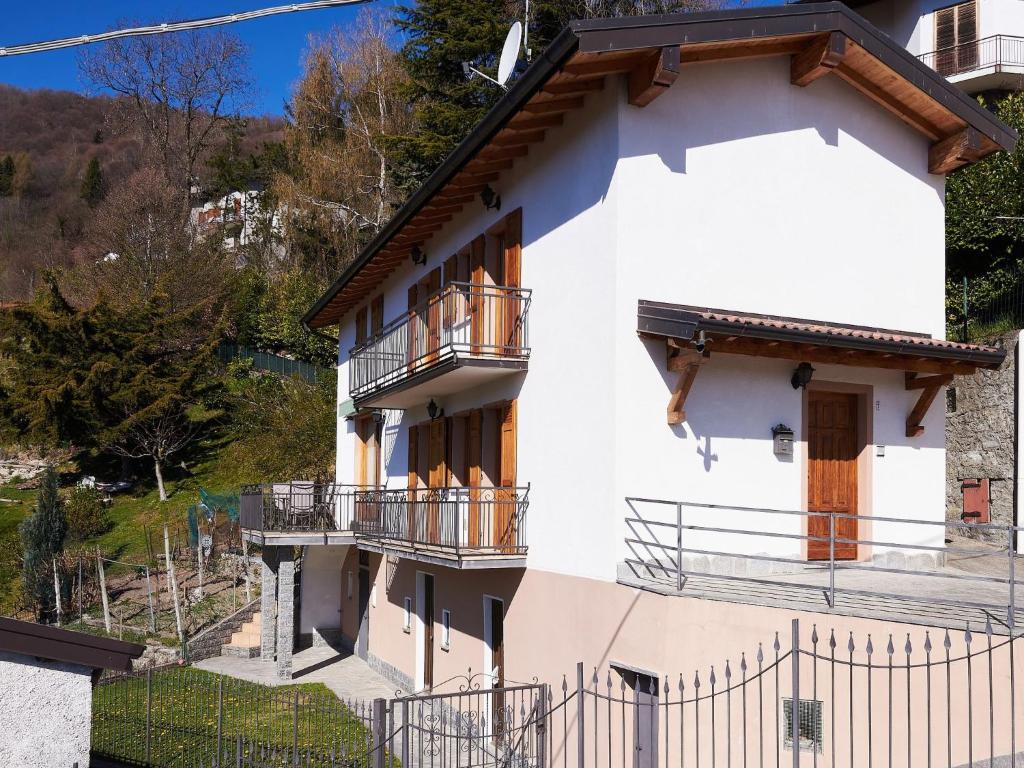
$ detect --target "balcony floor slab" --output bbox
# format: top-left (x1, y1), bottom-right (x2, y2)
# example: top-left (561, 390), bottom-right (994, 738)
top-left (356, 539), bottom-right (527, 569)
top-left (242, 530), bottom-right (357, 547)
top-left (353, 355), bottom-right (527, 409)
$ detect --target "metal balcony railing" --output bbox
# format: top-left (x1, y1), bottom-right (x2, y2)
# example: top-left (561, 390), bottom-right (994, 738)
top-left (356, 485), bottom-right (530, 556)
top-left (918, 34), bottom-right (1024, 77)
top-left (239, 482), bottom-right (377, 535)
top-left (240, 482), bottom-right (530, 559)
top-left (349, 282), bottom-right (531, 400)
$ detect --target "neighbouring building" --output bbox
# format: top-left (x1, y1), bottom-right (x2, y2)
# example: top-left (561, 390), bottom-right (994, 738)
top-left (0, 617), bottom-right (143, 768)
top-left (192, 188), bottom-right (283, 258)
top-left (241, 2), bottom-right (1019, 760)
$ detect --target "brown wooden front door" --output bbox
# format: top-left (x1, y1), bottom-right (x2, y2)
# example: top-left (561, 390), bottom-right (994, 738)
top-left (490, 597), bottom-right (505, 740)
top-left (423, 573), bottom-right (434, 689)
top-left (807, 391), bottom-right (859, 561)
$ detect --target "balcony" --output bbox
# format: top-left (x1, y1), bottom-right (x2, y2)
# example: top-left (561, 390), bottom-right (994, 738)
top-left (240, 482), bottom-right (530, 568)
top-left (239, 483), bottom-right (367, 546)
top-left (355, 486), bottom-right (530, 568)
top-left (918, 35), bottom-right (1024, 93)
top-left (349, 282), bottom-right (530, 408)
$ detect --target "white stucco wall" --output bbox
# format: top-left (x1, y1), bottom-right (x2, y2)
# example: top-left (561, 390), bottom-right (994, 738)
top-left (299, 545), bottom-right (347, 634)
top-left (332, 53), bottom-right (949, 586)
top-left (0, 651), bottom-right (93, 768)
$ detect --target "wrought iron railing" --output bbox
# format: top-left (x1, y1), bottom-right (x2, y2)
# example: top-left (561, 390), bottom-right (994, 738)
top-left (357, 485), bottom-right (530, 557)
top-left (624, 496), bottom-right (1024, 629)
top-left (240, 482), bottom-right (530, 558)
top-left (918, 34), bottom-right (1024, 77)
top-left (239, 482), bottom-right (377, 534)
top-left (349, 282), bottom-right (531, 400)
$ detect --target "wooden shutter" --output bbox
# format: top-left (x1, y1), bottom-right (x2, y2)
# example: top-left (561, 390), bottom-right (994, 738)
top-left (935, 1), bottom-right (977, 74)
top-left (496, 401), bottom-right (518, 553)
top-left (407, 284), bottom-right (418, 370)
top-left (427, 418), bottom-right (447, 544)
top-left (407, 425), bottom-right (418, 540)
top-left (468, 409), bottom-right (482, 547)
top-left (502, 209), bottom-right (522, 353)
top-left (426, 267), bottom-right (442, 363)
top-left (355, 307), bottom-right (368, 346)
top-left (371, 295), bottom-right (384, 336)
top-left (470, 236), bottom-right (486, 354)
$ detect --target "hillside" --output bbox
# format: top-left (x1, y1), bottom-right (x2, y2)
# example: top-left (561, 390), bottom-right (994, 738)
top-left (0, 84), bottom-right (285, 302)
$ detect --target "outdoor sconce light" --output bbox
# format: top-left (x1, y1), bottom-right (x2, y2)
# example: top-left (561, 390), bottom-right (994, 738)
top-left (371, 409), bottom-right (386, 428)
top-left (772, 424), bottom-right (795, 457)
top-left (410, 245), bottom-right (427, 265)
top-left (791, 362), bottom-right (815, 390)
top-left (427, 399), bottom-right (443, 420)
top-left (480, 184), bottom-right (501, 212)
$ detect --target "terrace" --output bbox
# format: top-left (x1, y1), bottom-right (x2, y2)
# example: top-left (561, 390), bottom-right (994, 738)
top-left (918, 35), bottom-right (1024, 93)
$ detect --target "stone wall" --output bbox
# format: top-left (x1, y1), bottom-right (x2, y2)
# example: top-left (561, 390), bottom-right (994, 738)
top-left (0, 651), bottom-right (93, 768)
top-left (945, 331), bottom-right (1018, 530)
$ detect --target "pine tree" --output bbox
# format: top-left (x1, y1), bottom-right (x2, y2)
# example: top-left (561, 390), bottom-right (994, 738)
top-left (20, 467), bottom-right (67, 622)
top-left (80, 156), bottom-right (106, 207)
top-left (0, 155), bottom-right (14, 197)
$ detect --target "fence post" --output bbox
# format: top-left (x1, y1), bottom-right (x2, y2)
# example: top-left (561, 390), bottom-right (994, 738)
top-left (292, 689), bottom-right (299, 768)
top-left (236, 734), bottom-right (242, 768)
top-left (78, 556), bottom-right (83, 624)
top-left (676, 503), bottom-right (683, 591)
top-left (217, 678), bottom-right (224, 768)
top-left (145, 566), bottom-right (156, 633)
top-left (576, 662), bottom-right (585, 768)
top-left (145, 668), bottom-right (152, 765)
top-left (962, 276), bottom-right (969, 342)
top-left (829, 513), bottom-right (836, 609)
top-left (401, 699), bottom-right (410, 768)
top-left (372, 697), bottom-right (388, 768)
top-left (1010, 525), bottom-right (1017, 630)
top-left (791, 619), bottom-right (801, 768)
top-left (537, 684), bottom-right (549, 768)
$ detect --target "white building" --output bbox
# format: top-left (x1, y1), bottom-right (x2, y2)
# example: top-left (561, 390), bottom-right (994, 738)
top-left (242, 2), bottom-right (1013, 702)
top-left (192, 189), bottom-right (283, 256)
top-left (807, 0), bottom-right (1024, 93)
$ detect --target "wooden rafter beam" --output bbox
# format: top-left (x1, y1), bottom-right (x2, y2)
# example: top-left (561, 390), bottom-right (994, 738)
top-left (628, 46), bottom-right (680, 108)
top-left (543, 78), bottom-right (605, 96)
top-left (679, 39), bottom-right (805, 65)
top-left (492, 130), bottom-right (545, 145)
top-left (507, 114), bottom-right (564, 131)
top-left (904, 373), bottom-right (951, 437)
top-left (522, 96), bottom-right (584, 114)
top-left (562, 56), bottom-right (640, 78)
top-left (478, 145), bottom-right (530, 161)
top-left (833, 64), bottom-right (943, 141)
top-left (667, 360), bottom-right (702, 425)
top-left (929, 128), bottom-right (984, 175)
top-left (791, 32), bottom-right (847, 87)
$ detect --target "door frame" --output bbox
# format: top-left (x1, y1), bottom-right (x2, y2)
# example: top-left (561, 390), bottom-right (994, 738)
top-left (801, 381), bottom-right (874, 562)
top-left (356, 566), bottom-right (370, 661)
top-left (415, 571), bottom-right (436, 691)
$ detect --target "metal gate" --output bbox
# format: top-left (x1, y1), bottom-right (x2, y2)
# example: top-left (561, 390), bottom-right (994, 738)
top-left (396, 673), bottom-right (549, 768)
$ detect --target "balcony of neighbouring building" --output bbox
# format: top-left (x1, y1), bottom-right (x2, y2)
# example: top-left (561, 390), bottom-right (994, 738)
top-left (239, 483), bottom-right (366, 546)
top-left (919, 35), bottom-right (1024, 93)
top-left (354, 485), bottom-right (530, 569)
top-left (349, 282), bottom-right (530, 409)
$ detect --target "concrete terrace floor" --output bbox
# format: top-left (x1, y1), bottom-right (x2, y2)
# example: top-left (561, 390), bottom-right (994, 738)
top-left (194, 646), bottom-right (403, 702)
top-left (619, 537), bottom-right (1024, 635)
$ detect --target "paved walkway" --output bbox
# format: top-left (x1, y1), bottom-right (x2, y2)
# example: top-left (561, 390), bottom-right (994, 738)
top-left (194, 646), bottom-right (401, 701)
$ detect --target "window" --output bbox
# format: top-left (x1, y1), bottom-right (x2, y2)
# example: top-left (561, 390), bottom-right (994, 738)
top-left (947, 387), bottom-right (957, 413)
top-left (934, 1), bottom-right (978, 75)
top-left (403, 597), bottom-right (412, 632)
top-left (355, 306), bottom-right (368, 346)
top-left (441, 609), bottom-right (451, 650)
top-left (783, 698), bottom-right (823, 754)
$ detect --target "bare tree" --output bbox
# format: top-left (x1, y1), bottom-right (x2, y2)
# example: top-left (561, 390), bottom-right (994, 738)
top-left (78, 28), bottom-right (252, 199)
top-left (108, 409), bottom-right (198, 502)
top-left (275, 9), bottom-right (412, 281)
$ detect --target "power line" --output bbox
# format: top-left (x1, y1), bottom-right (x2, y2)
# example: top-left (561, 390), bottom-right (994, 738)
top-left (0, 0), bottom-right (373, 57)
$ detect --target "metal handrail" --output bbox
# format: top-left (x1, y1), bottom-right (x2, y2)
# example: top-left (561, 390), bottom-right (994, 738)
top-left (918, 34), bottom-right (1024, 77)
top-left (624, 496), bottom-right (1023, 628)
top-left (239, 483), bottom-right (381, 534)
top-left (348, 282), bottom-right (531, 399)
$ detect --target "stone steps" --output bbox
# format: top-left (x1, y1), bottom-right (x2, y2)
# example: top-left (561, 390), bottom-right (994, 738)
top-left (222, 612), bottom-right (261, 659)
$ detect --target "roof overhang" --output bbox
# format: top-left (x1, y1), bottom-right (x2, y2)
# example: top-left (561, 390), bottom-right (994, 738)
top-left (304, 3), bottom-right (1017, 330)
top-left (637, 299), bottom-right (1006, 374)
top-left (0, 616), bottom-right (145, 673)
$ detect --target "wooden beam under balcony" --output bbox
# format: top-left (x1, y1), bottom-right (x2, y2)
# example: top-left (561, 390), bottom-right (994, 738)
top-left (628, 46), bottom-right (680, 107)
top-left (791, 32), bottom-right (847, 87)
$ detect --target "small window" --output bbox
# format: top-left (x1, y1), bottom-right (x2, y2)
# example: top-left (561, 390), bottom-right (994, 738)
top-left (783, 698), bottom-right (823, 754)
top-left (403, 597), bottom-right (412, 633)
top-left (441, 609), bottom-right (451, 650)
top-left (946, 387), bottom-right (957, 413)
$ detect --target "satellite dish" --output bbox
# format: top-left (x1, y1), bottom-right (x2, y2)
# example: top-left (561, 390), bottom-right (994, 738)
top-left (497, 21), bottom-right (523, 87)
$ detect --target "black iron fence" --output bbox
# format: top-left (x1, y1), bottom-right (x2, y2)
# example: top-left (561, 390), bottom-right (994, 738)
top-left (962, 279), bottom-right (1024, 341)
top-left (239, 483), bottom-right (373, 534)
top-left (91, 665), bottom-right (395, 768)
top-left (349, 282), bottom-right (531, 400)
top-left (356, 485), bottom-right (531, 556)
top-left (918, 34), bottom-right (1024, 77)
top-left (218, 343), bottom-right (329, 385)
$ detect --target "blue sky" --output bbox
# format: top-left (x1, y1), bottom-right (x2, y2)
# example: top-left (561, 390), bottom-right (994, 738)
top-left (0, 1), bottom-right (398, 115)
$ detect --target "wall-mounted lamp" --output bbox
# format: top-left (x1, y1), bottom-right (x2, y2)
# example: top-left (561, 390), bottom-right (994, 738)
top-left (371, 409), bottom-right (386, 428)
top-left (480, 184), bottom-right (501, 212)
top-left (410, 245), bottom-right (427, 265)
top-left (791, 362), bottom-right (815, 390)
top-left (427, 399), bottom-right (444, 420)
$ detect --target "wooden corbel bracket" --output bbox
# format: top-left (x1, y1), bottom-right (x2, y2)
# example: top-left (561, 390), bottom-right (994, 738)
top-left (667, 339), bottom-right (706, 425)
top-left (904, 372), bottom-right (953, 437)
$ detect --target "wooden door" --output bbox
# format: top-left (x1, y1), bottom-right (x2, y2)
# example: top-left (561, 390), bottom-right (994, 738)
top-left (427, 419), bottom-right (447, 545)
top-left (424, 267), bottom-right (442, 365)
top-left (423, 574), bottom-right (435, 689)
top-left (501, 209), bottom-right (522, 354)
top-left (467, 409), bottom-right (483, 548)
top-left (807, 391), bottom-right (859, 561)
top-left (407, 285), bottom-right (419, 372)
top-left (495, 402), bottom-right (517, 553)
top-left (407, 426), bottom-right (418, 542)
top-left (632, 673), bottom-right (659, 768)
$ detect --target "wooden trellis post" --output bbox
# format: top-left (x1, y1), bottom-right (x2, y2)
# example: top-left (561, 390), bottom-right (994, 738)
top-left (97, 548), bottom-right (111, 633)
top-left (164, 526), bottom-right (184, 644)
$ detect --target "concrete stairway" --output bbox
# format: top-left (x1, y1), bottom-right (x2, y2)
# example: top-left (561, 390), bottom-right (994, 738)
top-left (186, 598), bottom-right (260, 662)
top-left (222, 612), bottom-right (261, 658)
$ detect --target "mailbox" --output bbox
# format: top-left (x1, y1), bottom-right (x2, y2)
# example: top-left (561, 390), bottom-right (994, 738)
top-left (772, 424), bottom-right (794, 457)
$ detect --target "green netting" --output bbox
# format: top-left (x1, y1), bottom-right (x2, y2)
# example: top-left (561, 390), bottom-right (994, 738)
top-left (199, 487), bottom-right (239, 522)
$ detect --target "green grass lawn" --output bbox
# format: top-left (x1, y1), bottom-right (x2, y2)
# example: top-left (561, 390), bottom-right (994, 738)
top-left (92, 666), bottom-right (382, 767)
